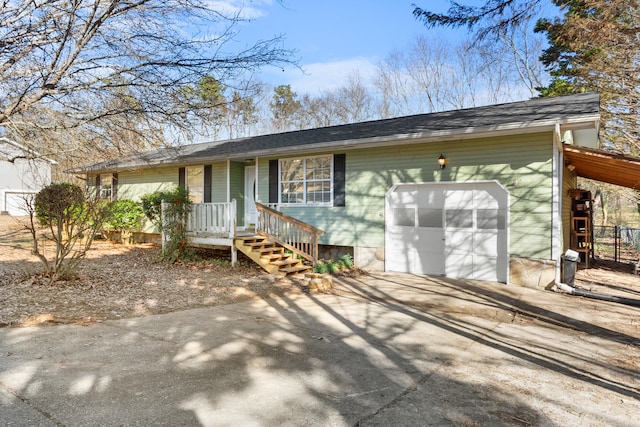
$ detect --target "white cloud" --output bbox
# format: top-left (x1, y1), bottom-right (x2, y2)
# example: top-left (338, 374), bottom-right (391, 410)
top-left (205, 0), bottom-right (272, 20)
top-left (282, 57), bottom-right (378, 95)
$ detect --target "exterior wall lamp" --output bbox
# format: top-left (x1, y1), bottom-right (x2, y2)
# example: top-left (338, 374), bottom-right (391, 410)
top-left (438, 154), bottom-right (447, 169)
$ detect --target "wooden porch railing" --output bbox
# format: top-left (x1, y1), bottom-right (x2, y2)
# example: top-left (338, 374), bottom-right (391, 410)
top-left (255, 202), bottom-right (325, 265)
top-left (161, 200), bottom-right (236, 248)
top-left (187, 200), bottom-right (237, 238)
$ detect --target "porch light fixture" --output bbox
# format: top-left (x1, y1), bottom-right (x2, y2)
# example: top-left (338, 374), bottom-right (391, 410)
top-left (438, 154), bottom-right (447, 169)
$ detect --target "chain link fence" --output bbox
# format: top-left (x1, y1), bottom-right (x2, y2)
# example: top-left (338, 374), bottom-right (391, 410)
top-left (594, 225), bottom-right (640, 263)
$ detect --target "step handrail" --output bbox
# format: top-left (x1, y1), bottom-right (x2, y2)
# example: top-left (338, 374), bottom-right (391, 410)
top-left (255, 202), bottom-right (325, 265)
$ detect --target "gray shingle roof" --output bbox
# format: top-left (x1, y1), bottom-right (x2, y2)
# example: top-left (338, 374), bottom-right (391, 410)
top-left (73, 92), bottom-right (599, 173)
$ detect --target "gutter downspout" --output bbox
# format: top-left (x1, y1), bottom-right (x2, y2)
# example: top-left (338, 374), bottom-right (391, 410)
top-left (552, 123), bottom-right (564, 284)
top-left (556, 282), bottom-right (640, 307)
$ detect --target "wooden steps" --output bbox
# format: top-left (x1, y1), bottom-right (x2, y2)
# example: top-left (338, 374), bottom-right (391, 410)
top-left (235, 236), bottom-right (312, 276)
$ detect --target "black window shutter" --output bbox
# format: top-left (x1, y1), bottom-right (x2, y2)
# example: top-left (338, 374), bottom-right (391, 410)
top-left (112, 173), bottom-right (118, 200)
top-left (95, 175), bottom-right (101, 198)
top-left (203, 165), bottom-right (212, 203)
top-left (333, 154), bottom-right (346, 207)
top-left (269, 160), bottom-right (278, 204)
top-left (178, 167), bottom-right (186, 189)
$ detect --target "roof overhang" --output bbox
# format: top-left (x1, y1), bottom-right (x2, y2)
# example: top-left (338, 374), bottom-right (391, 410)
top-left (71, 116), bottom-right (600, 174)
top-left (564, 144), bottom-right (640, 190)
top-left (68, 92), bottom-right (601, 174)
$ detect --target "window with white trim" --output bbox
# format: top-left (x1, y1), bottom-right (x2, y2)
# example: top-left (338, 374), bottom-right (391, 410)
top-left (280, 155), bottom-right (332, 205)
top-left (186, 166), bottom-right (204, 203)
top-left (99, 174), bottom-right (114, 200)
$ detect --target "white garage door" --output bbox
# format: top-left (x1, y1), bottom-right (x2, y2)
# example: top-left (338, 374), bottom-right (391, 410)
top-left (3, 192), bottom-right (34, 216)
top-left (385, 181), bottom-right (509, 283)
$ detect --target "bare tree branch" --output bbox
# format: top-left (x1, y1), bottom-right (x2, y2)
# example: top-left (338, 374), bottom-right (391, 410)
top-left (0, 0), bottom-right (296, 164)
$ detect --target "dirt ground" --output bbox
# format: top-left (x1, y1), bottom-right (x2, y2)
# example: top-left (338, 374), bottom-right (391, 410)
top-left (0, 215), bottom-right (311, 328)
top-left (3, 216), bottom-right (640, 426)
top-left (1, 214), bottom-right (640, 329)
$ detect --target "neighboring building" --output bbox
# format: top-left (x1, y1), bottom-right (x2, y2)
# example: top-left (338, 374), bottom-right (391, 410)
top-left (73, 93), bottom-right (639, 287)
top-left (0, 137), bottom-right (55, 216)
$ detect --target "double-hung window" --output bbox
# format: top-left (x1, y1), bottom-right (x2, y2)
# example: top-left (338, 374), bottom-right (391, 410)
top-left (186, 166), bottom-right (204, 203)
top-left (99, 174), bottom-right (114, 200)
top-left (280, 155), bottom-right (332, 205)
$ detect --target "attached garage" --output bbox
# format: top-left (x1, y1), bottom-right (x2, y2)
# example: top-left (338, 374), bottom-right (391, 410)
top-left (385, 181), bottom-right (509, 283)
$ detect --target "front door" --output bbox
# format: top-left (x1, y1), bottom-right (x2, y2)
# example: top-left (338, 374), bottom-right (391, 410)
top-left (244, 165), bottom-right (257, 227)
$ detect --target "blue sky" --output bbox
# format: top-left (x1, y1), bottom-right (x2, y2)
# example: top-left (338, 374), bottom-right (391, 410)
top-left (233, 1), bottom-right (462, 95)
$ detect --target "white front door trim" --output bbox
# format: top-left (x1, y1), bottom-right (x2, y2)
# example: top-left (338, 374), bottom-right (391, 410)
top-left (244, 165), bottom-right (257, 228)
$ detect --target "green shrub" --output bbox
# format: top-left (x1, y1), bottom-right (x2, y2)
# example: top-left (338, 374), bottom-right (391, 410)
top-left (141, 187), bottom-right (190, 230)
top-left (104, 199), bottom-right (145, 244)
top-left (337, 254), bottom-right (354, 268)
top-left (313, 262), bottom-right (329, 274)
top-left (313, 253), bottom-right (354, 275)
top-left (141, 187), bottom-right (193, 262)
top-left (327, 262), bottom-right (340, 274)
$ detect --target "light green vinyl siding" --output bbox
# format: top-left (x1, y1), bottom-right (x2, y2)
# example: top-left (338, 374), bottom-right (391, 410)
top-left (107, 166), bottom-right (179, 233)
top-left (116, 166), bottom-right (178, 202)
top-left (259, 132), bottom-right (554, 259)
top-left (230, 161), bottom-right (245, 226)
top-left (210, 161), bottom-right (227, 203)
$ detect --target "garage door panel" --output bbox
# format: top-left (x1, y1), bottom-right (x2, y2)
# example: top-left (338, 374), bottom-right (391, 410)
top-left (474, 231), bottom-right (499, 256)
top-left (5, 193), bottom-right (30, 216)
top-left (415, 228), bottom-right (445, 252)
top-left (386, 182), bottom-right (508, 283)
top-left (446, 253), bottom-right (474, 278)
top-left (444, 189), bottom-right (474, 209)
top-left (415, 250), bottom-right (445, 275)
top-left (474, 188), bottom-right (500, 209)
top-left (416, 188), bottom-right (444, 208)
top-left (473, 255), bottom-right (499, 281)
top-left (446, 230), bottom-right (474, 253)
top-left (389, 185), bottom-right (418, 204)
top-left (385, 227), bottom-right (419, 250)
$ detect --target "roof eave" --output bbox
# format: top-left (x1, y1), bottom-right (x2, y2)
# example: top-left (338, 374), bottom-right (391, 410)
top-left (72, 113), bottom-right (600, 174)
top-left (233, 114), bottom-right (600, 159)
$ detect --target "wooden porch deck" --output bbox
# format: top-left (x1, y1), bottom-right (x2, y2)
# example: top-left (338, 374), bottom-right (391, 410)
top-left (161, 200), bottom-right (324, 276)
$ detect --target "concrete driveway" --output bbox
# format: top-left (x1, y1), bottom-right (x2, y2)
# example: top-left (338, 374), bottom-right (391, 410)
top-left (1, 272), bottom-right (639, 426)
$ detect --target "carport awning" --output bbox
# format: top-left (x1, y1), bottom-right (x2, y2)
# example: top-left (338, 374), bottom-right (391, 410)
top-left (563, 145), bottom-right (640, 190)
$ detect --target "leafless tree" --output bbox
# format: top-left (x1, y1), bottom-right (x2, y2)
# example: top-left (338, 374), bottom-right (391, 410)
top-left (0, 0), bottom-right (294, 164)
top-left (333, 71), bottom-right (375, 123)
top-left (372, 31), bottom-right (546, 116)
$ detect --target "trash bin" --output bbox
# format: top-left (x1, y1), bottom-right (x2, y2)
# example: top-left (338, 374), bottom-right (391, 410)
top-left (562, 249), bottom-right (580, 286)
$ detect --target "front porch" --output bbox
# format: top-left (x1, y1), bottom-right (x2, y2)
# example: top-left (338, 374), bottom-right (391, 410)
top-left (161, 201), bottom-right (324, 276)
